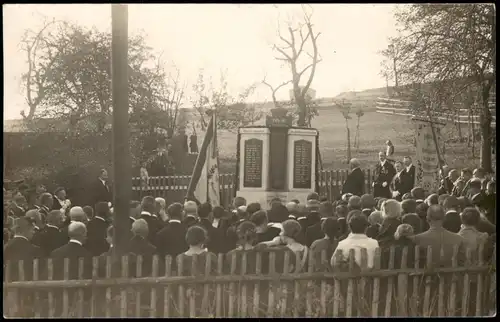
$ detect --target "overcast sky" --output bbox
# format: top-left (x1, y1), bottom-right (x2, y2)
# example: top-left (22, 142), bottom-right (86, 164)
top-left (3, 4), bottom-right (398, 120)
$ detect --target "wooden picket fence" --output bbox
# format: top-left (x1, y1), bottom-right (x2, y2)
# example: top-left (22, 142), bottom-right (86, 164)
top-left (131, 169), bottom-right (373, 206)
top-left (3, 244), bottom-right (495, 318)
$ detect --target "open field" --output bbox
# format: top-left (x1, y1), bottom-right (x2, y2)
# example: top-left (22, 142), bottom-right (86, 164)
top-left (215, 107), bottom-right (482, 173)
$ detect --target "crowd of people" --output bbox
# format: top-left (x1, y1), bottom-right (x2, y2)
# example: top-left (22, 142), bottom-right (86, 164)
top-left (2, 150), bottom-right (496, 316)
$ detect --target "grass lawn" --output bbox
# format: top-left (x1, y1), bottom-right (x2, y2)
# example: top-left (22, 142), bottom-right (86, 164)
top-left (216, 108), bottom-right (483, 173)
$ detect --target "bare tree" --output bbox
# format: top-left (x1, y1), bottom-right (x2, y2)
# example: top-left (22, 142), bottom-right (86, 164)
top-left (271, 5), bottom-right (322, 126)
top-left (336, 99), bottom-right (353, 163)
top-left (20, 18), bottom-right (62, 120)
top-left (354, 108), bottom-right (365, 151)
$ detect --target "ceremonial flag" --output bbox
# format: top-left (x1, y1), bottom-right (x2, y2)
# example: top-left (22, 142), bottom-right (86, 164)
top-left (186, 112), bottom-right (220, 207)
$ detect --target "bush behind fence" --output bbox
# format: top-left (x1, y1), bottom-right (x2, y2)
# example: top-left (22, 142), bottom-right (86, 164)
top-left (131, 169), bottom-right (373, 206)
top-left (3, 244), bottom-right (495, 318)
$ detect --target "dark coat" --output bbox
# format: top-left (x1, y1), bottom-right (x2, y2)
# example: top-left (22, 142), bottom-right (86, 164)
top-left (377, 217), bottom-right (401, 248)
top-left (438, 177), bottom-right (454, 195)
top-left (198, 218), bottom-right (225, 254)
top-left (305, 220), bottom-right (324, 248)
top-left (443, 210), bottom-right (462, 233)
top-left (4, 236), bottom-right (45, 282)
top-left (4, 236), bottom-right (44, 261)
top-left (86, 217), bottom-right (110, 256)
top-left (140, 213), bottom-right (164, 245)
top-left (412, 227), bottom-right (466, 267)
top-left (36, 225), bottom-right (67, 256)
top-left (51, 197), bottom-right (65, 211)
top-left (155, 220), bottom-right (189, 258)
top-left (366, 223), bottom-right (381, 239)
top-left (128, 235), bottom-right (157, 257)
top-left (390, 172), bottom-right (404, 201)
top-left (380, 237), bottom-right (422, 269)
top-left (255, 227), bottom-right (281, 244)
top-left (373, 161), bottom-right (396, 198)
top-left (91, 178), bottom-right (112, 207)
top-left (400, 165), bottom-right (415, 196)
top-left (310, 238), bottom-right (338, 272)
top-left (342, 167), bottom-right (365, 197)
top-left (9, 205), bottom-right (26, 218)
top-left (50, 241), bottom-right (93, 280)
top-left (182, 215), bottom-right (199, 228)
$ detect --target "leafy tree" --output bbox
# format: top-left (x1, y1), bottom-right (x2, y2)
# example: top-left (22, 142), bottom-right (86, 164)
top-left (191, 69), bottom-right (261, 131)
top-left (381, 4), bottom-right (495, 171)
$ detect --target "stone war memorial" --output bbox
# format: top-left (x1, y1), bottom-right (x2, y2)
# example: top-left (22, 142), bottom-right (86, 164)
top-left (236, 107), bottom-right (319, 208)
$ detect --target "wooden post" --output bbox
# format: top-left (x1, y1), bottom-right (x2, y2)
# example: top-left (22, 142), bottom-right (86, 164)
top-left (111, 4), bottom-right (131, 257)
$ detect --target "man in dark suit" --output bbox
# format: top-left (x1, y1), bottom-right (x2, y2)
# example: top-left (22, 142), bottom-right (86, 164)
top-left (412, 205), bottom-right (466, 267)
top-left (92, 169), bottom-right (112, 209)
top-left (183, 200), bottom-right (200, 228)
top-left (128, 219), bottom-right (157, 256)
top-left (155, 203), bottom-right (188, 258)
top-left (442, 196), bottom-right (462, 233)
top-left (38, 192), bottom-right (53, 220)
top-left (129, 200), bottom-right (141, 226)
top-left (4, 217), bottom-right (43, 262)
top-left (196, 202), bottom-right (224, 254)
top-left (25, 209), bottom-right (44, 247)
top-left (400, 156), bottom-right (416, 196)
top-left (439, 169), bottom-right (459, 195)
top-left (86, 202), bottom-right (111, 256)
top-left (342, 158), bottom-right (365, 197)
top-left (139, 196), bottom-right (164, 245)
top-left (306, 201), bottom-right (333, 247)
top-left (37, 210), bottom-right (67, 256)
top-left (51, 222), bottom-right (92, 281)
top-left (373, 151), bottom-right (396, 199)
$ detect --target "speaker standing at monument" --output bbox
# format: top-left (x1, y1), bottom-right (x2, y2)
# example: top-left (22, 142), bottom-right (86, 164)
top-left (342, 158), bottom-right (365, 197)
top-left (373, 151), bottom-right (396, 199)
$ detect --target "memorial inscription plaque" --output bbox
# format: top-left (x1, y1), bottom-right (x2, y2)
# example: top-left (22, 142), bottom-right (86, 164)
top-left (243, 139), bottom-right (263, 188)
top-left (293, 140), bottom-right (312, 189)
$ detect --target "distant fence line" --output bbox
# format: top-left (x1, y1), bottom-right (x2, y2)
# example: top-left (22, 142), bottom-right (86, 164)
top-left (3, 245), bottom-right (495, 318)
top-left (131, 169), bottom-right (373, 206)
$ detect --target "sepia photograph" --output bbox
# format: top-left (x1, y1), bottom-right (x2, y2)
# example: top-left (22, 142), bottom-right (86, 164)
top-left (3, 3), bottom-right (496, 318)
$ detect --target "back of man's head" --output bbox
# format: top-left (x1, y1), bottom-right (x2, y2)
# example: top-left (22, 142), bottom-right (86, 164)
top-left (141, 196), bottom-right (156, 213)
top-left (401, 199), bottom-right (417, 215)
top-left (40, 192), bottom-right (54, 208)
top-left (47, 210), bottom-right (64, 227)
top-left (233, 196), bottom-right (247, 208)
top-left (348, 214), bottom-right (369, 234)
top-left (426, 205), bottom-right (445, 223)
top-left (461, 207), bottom-right (481, 227)
top-left (69, 206), bottom-right (87, 222)
top-left (347, 210), bottom-right (363, 223)
top-left (360, 194), bottom-right (375, 210)
top-left (307, 192), bottom-right (319, 201)
top-left (184, 200), bottom-right (198, 216)
top-left (82, 206), bottom-right (94, 220)
top-left (438, 194), bottom-right (450, 206)
top-left (94, 202), bottom-right (110, 218)
top-left (426, 194), bottom-right (439, 206)
top-left (68, 221), bottom-right (87, 241)
top-left (246, 202), bottom-right (261, 216)
top-left (348, 195), bottom-right (362, 210)
top-left (132, 218), bottom-right (149, 238)
top-left (250, 210), bottom-right (268, 227)
top-left (25, 209), bottom-right (42, 227)
top-left (382, 199), bottom-right (402, 219)
top-left (306, 199), bottom-right (321, 212)
top-left (212, 206), bottom-right (226, 219)
top-left (335, 204), bottom-right (348, 218)
top-left (286, 202), bottom-right (298, 214)
top-left (319, 201), bottom-right (334, 218)
top-left (198, 202), bottom-right (212, 219)
top-left (411, 187), bottom-right (425, 201)
top-left (14, 217), bottom-right (35, 238)
top-left (442, 195), bottom-right (459, 212)
top-left (167, 203), bottom-right (183, 220)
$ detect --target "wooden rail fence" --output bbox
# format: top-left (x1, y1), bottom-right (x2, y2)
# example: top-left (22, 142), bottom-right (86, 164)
top-left (3, 244), bottom-right (495, 318)
top-left (131, 169), bottom-right (373, 206)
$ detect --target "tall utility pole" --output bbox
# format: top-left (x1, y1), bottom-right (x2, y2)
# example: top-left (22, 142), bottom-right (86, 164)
top-left (111, 4), bottom-right (132, 257)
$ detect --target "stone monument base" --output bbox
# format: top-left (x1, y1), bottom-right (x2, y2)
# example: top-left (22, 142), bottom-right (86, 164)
top-left (236, 190), bottom-right (314, 210)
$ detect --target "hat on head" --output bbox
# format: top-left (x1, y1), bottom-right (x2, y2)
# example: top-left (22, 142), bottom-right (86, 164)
top-left (54, 187), bottom-right (65, 195)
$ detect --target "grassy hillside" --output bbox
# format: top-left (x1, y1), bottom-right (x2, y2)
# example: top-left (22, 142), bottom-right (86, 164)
top-left (215, 108), bottom-right (481, 173)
